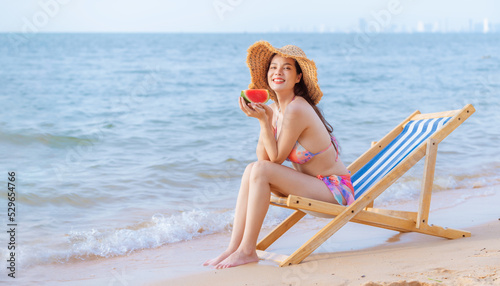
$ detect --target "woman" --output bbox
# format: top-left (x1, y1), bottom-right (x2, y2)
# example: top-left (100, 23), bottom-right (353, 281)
top-left (204, 41), bottom-right (355, 269)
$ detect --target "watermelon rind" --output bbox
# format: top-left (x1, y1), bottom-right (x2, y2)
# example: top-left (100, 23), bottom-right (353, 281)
top-left (240, 89), bottom-right (269, 104)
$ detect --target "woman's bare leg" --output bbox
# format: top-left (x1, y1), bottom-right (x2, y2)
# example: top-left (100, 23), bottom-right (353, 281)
top-left (215, 161), bottom-right (336, 269)
top-left (215, 161), bottom-right (270, 268)
top-left (203, 162), bottom-right (255, 266)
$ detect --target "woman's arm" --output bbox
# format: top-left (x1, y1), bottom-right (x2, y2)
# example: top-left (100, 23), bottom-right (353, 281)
top-left (258, 105), bottom-right (305, 164)
top-left (239, 97), bottom-right (305, 164)
top-left (256, 102), bottom-right (274, 161)
top-left (256, 135), bottom-right (270, 161)
top-left (239, 97), bottom-right (273, 161)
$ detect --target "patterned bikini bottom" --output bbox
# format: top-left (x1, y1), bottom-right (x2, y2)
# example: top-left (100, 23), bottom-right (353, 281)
top-left (317, 173), bottom-right (355, 206)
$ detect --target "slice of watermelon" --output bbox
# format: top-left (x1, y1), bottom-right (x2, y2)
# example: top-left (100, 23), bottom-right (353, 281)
top-left (241, 89), bottom-right (270, 104)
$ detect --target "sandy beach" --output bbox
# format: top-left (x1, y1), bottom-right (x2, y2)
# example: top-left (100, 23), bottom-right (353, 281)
top-left (18, 184), bottom-right (499, 286)
top-left (161, 221), bottom-right (500, 286)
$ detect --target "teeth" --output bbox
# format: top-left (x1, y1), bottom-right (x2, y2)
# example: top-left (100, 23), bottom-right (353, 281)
top-left (273, 79), bottom-right (285, 82)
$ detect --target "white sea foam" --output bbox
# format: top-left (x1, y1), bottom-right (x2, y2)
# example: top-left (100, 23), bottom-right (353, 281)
top-left (19, 207), bottom-right (293, 267)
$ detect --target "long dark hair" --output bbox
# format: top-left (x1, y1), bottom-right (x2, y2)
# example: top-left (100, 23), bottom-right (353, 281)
top-left (293, 60), bottom-right (340, 154)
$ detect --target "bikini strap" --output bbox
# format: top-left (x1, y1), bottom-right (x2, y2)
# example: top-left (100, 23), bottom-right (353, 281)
top-left (277, 95), bottom-right (296, 113)
top-left (331, 135), bottom-right (340, 162)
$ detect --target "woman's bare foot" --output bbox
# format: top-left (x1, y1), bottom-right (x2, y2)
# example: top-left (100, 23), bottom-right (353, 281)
top-left (203, 250), bottom-right (234, 266)
top-left (215, 249), bottom-right (259, 269)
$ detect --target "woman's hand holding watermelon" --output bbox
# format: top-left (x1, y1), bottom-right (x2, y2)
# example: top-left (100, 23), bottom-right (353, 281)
top-left (238, 97), bottom-right (271, 122)
top-left (258, 103), bottom-right (273, 122)
top-left (239, 89), bottom-right (273, 124)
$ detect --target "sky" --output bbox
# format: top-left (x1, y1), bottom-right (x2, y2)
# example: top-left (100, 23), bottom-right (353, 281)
top-left (0, 0), bottom-right (499, 33)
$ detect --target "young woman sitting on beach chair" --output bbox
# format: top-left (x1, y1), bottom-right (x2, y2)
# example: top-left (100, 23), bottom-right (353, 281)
top-left (203, 41), bottom-right (354, 269)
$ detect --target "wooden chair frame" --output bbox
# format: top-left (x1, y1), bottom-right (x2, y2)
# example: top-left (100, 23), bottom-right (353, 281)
top-left (256, 104), bottom-right (475, 267)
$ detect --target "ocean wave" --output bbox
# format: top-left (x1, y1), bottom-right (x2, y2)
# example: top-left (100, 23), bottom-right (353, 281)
top-left (18, 207), bottom-right (292, 268)
top-left (67, 210), bottom-right (233, 257)
top-left (15, 189), bottom-right (116, 207)
top-left (0, 131), bottom-right (99, 149)
top-left (18, 210), bottom-right (231, 267)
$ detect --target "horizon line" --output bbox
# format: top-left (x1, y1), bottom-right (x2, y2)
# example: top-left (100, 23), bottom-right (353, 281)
top-left (1, 31), bottom-right (499, 35)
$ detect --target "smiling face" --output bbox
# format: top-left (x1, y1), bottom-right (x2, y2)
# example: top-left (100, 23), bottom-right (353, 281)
top-left (267, 55), bottom-right (302, 95)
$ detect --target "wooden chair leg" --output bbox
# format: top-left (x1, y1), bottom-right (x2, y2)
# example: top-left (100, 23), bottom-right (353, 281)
top-left (280, 194), bottom-right (377, 266)
top-left (417, 138), bottom-right (438, 228)
top-left (256, 210), bottom-right (306, 251)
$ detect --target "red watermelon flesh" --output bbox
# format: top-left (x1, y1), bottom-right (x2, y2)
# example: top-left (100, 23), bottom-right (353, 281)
top-left (241, 89), bottom-right (270, 104)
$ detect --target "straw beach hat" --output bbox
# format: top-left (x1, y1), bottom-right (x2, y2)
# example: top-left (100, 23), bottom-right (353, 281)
top-left (246, 41), bottom-right (323, 105)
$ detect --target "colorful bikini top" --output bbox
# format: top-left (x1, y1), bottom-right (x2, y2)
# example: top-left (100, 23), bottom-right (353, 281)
top-left (274, 98), bottom-right (339, 165)
top-left (286, 135), bottom-right (339, 164)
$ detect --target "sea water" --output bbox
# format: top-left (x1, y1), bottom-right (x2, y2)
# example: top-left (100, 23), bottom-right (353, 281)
top-left (0, 33), bottom-right (499, 269)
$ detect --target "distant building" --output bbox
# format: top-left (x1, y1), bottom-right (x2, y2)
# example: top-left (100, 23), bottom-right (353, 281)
top-left (417, 21), bottom-right (425, 32)
top-left (483, 18), bottom-right (490, 33)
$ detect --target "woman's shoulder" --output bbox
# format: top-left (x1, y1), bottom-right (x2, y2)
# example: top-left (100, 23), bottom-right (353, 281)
top-left (287, 96), bottom-right (314, 116)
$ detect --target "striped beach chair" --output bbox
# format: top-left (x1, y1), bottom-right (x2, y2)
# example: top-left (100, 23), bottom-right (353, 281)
top-left (257, 104), bottom-right (475, 267)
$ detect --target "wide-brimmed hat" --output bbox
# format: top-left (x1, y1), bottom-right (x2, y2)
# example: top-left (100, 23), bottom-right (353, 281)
top-left (246, 41), bottom-right (323, 105)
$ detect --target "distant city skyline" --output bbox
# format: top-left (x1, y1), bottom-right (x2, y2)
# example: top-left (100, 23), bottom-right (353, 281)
top-left (0, 0), bottom-right (499, 33)
top-left (267, 18), bottom-right (499, 34)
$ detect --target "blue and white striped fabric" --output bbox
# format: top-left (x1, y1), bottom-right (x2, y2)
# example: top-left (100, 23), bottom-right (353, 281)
top-left (351, 117), bottom-right (451, 199)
